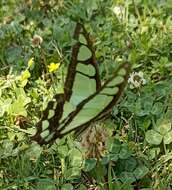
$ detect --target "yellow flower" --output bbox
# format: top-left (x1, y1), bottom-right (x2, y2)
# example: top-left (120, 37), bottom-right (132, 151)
top-left (28, 57), bottom-right (34, 67)
top-left (20, 70), bottom-right (31, 81)
top-left (48, 62), bottom-right (60, 73)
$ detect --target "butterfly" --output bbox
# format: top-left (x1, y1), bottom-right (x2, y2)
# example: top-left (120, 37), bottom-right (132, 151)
top-left (31, 23), bottom-right (131, 146)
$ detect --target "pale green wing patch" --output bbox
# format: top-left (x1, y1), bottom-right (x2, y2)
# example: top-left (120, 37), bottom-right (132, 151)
top-left (79, 34), bottom-right (87, 45)
top-left (42, 120), bottom-right (49, 131)
top-left (40, 129), bottom-right (50, 139)
top-left (61, 94), bottom-right (113, 133)
top-left (60, 101), bottom-right (76, 122)
top-left (70, 76), bottom-right (96, 105)
top-left (118, 68), bottom-right (126, 75)
top-left (48, 109), bottom-right (55, 119)
top-left (101, 87), bottom-right (119, 95)
top-left (44, 132), bottom-right (55, 142)
top-left (77, 63), bottom-right (95, 76)
top-left (107, 76), bottom-right (124, 87)
top-left (77, 46), bottom-right (92, 61)
top-left (70, 63), bottom-right (97, 106)
top-left (40, 120), bottom-right (51, 140)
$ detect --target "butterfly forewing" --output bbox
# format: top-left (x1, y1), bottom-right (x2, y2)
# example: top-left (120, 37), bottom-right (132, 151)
top-left (60, 23), bottom-right (102, 122)
top-left (64, 23), bottom-right (101, 103)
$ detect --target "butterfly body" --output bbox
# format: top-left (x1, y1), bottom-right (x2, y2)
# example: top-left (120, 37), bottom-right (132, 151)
top-left (31, 23), bottom-right (131, 146)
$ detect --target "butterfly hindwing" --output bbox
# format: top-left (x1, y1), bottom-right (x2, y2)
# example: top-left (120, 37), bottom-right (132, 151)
top-left (31, 23), bottom-right (130, 145)
top-left (31, 94), bottom-right (65, 145)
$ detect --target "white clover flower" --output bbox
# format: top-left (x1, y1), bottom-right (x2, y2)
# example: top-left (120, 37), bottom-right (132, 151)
top-left (81, 124), bottom-right (108, 159)
top-left (112, 5), bottom-right (125, 20)
top-left (31, 34), bottom-right (43, 48)
top-left (128, 71), bottom-right (146, 89)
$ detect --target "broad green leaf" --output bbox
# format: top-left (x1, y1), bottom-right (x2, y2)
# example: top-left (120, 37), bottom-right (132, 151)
top-left (151, 102), bottom-right (164, 115)
top-left (156, 120), bottom-right (171, 135)
top-left (77, 184), bottom-right (87, 190)
top-left (101, 155), bottom-right (111, 164)
top-left (61, 184), bottom-right (73, 190)
top-left (119, 172), bottom-right (136, 183)
top-left (163, 130), bottom-right (172, 144)
top-left (121, 183), bottom-right (134, 190)
top-left (58, 145), bottom-right (69, 158)
top-left (145, 130), bottom-right (162, 145)
top-left (84, 158), bottom-right (97, 172)
top-left (147, 148), bottom-right (160, 160)
top-left (36, 179), bottom-right (56, 190)
top-left (109, 139), bottom-right (121, 154)
top-left (7, 94), bottom-right (31, 116)
top-left (68, 148), bottom-right (83, 167)
top-left (25, 143), bottom-right (42, 161)
top-left (112, 181), bottom-right (122, 190)
top-left (0, 98), bottom-right (12, 116)
top-left (109, 153), bottom-right (119, 161)
top-left (119, 144), bottom-right (131, 159)
top-left (2, 98), bottom-right (12, 110)
top-left (8, 101), bottom-right (27, 116)
top-left (15, 132), bottom-right (25, 141)
top-left (124, 157), bottom-right (137, 172)
top-left (84, 0), bottom-right (98, 15)
top-left (0, 140), bottom-right (14, 158)
top-left (64, 167), bottom-right (81, 180)
top-left (6, 46), bottom-right (22, 63)
top-left (133, 165), bottom-right (149, 180)
top-left (7, 131), bottom-right (16, 141)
